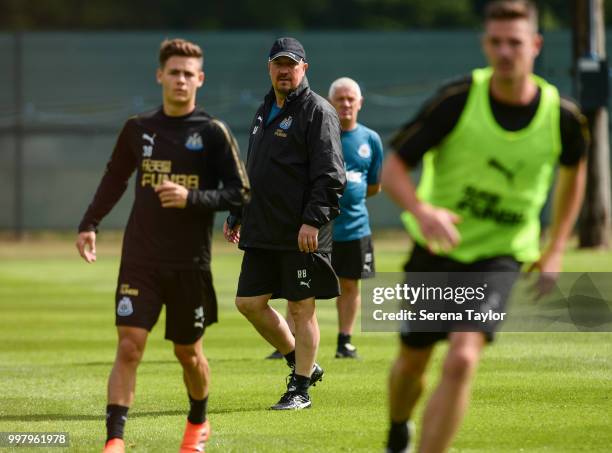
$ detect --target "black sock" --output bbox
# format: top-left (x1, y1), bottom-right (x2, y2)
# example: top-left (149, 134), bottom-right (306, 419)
top-left (188, 394), bottom-right (208, 424)
top-left (387, 420), bottom-right (410, 452)
top-left (338, 333), bottom-right (351, 347)
top-left (291, 374), bottom-right (310, 395)
top-left (284, 350), bottom-right (296, 368)
top-left (105, 404), bottom-right (129, 442)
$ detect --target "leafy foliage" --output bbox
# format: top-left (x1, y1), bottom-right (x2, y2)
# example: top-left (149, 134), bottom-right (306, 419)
top-left (2, 0), bottom-right (610, 30)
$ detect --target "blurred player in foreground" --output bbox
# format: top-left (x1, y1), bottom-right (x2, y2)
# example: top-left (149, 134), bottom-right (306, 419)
top-left (382, 1), bottom-right (588, 451)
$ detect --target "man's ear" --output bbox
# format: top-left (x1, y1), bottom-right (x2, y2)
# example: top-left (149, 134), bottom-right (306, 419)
top-left (156, 67), bottom-right (163, 84)
top-left (534, 33), bottom-right (543, 58)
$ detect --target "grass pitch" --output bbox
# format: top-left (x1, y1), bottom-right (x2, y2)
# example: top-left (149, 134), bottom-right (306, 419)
top-left (0, 233), bottom-right (610, 452)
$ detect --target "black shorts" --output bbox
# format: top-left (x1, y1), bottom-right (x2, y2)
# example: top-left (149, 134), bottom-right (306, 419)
top-left (332, 236), bottom-right (375, 280)
top-left (115, 263), bottom-right (218, 345)
top-left (400, 245), bottom-right (520, 349)
top-left (236, 248), bottom-right (340, 301)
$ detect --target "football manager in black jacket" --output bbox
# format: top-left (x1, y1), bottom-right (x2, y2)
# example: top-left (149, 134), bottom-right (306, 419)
top-left (224, 37), bottom-right (345, 410)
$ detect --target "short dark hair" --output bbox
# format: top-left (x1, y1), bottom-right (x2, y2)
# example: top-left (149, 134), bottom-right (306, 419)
top-left (484, 0), bottom-right (538, 30)
top-left (159, 38), bottom-right (203, 68)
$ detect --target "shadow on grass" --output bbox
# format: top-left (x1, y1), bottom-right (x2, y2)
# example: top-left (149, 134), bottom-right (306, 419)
top-left (78, 358), bottom-right (268, 366)
top-left (0, 406), bottom-right (265, 422)
top-left (78, 360), bottom-right (177, 366)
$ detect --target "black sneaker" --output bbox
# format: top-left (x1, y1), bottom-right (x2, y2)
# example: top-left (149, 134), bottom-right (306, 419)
top-left (309, 363), bottom-right (324, 386)
top-left (385, 421), bottom-right (415, 453)
top-left (287, 362), bottom-right (324, 387)
top-left (335, 342), bottom-right (358, 359)
top-left (270, 391), bottom-right (312, 410)
top-left (265, 349), bottom-right (283, 359)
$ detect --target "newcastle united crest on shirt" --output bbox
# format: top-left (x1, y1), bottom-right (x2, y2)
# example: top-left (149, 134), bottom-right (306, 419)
top-left (279, 116), bottom-right (293, 130)
top-left (275, 116), bottom-right (293, 137)
top-left (185, 132), bottom-right (204, 151)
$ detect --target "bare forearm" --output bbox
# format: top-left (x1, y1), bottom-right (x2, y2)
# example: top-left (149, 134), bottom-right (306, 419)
top-left (547, 159), bottom-right (587, 252)
top-left (382, 152), bottom-right (461, 250)
top-left (381, 153), bottom-right (422, 214)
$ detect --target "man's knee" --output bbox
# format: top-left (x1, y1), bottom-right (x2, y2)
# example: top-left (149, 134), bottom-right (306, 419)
top-left (395, 344), bottom-right (432, 378)
top-left (339, 278), bottom-right (359, 297)
top-left (174, 343), bottom-right (204, 368)
top-left (235, 296), bottom-right (268, 317)
top-left (117, 336), bottom-right (145, 366)
top-left (443, 332), bottom-right (485, 380)
top-left (443, 347), bottom-right (481, 381)
top-left (287, 299), bottom-right (315, 322)
top-left (235, 297), bottom-right (251, 315)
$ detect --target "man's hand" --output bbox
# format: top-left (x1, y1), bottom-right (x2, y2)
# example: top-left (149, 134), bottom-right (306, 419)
top-left (526, 248), bottom-right (563, 300)
top-left (413, 202), bottom-right (461, 253)
top-left (223, 219), bottom-right (241, 244)
top-left (76, 231), bottom-right (97, 263)
top-left (155, 180), bottom-right (188, 208)
top-left (298, 224), bottom-right (319, 253)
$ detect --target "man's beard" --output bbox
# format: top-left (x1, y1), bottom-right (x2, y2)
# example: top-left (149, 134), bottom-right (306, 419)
top-left (275, 84), bottom-right (293, 95)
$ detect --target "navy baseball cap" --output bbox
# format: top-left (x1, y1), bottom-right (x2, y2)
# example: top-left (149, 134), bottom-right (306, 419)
top-left (268, 37), bottom-right (306, 63)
